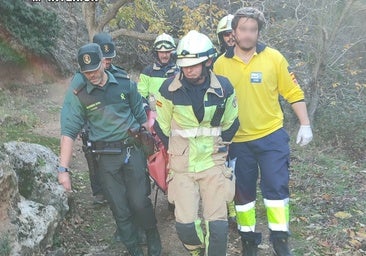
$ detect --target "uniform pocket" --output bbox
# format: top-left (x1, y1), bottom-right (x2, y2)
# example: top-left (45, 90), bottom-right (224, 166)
top-left (222, 166), bottom-right (235, 203)
top-left (168, 136), bottom-right (190, 172)
top-left (167, 171), bottom-right (175, 204)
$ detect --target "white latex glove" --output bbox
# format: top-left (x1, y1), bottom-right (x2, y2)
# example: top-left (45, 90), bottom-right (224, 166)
top-left (296, 125), bottom-right (313, 146)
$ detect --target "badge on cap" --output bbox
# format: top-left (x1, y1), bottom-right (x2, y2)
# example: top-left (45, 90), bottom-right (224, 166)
top-left (83, 54), bottom-right (91, 65)
top-left (103, 44), bottom-right (110, 53)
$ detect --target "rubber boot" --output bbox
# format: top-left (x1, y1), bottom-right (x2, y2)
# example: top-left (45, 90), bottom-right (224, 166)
top-left (127, 245), bottom-right (144, 256)
top-left (146, 227), bottom-right (162, 256)
top-left (240, 232), bottom-right (262, 256)
top-left (270, 231), bottom-right (293, 256)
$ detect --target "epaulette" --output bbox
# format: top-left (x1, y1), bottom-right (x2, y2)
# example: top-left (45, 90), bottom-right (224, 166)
top-left (72, 72), bottom-right (87, 95)
top-left (113, 72), bottom-right (130, 79)
top-left (110, 65), bottom-right (130, 79)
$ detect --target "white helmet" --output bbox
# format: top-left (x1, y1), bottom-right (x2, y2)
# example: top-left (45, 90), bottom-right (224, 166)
top-left (153, 33), bottom-right (176, 52)
top-left (216, 14), bottom-right (234, 35)
top-left (176, 30), bottom-right (217, 67)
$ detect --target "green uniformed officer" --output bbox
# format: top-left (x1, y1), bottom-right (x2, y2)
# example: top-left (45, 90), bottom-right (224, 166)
top-left (58, 43), bottom-right (161, 256)
top-left (93, 32), bottom-right (130, 79)
top-left (93, 32), bottom-right (147, 244)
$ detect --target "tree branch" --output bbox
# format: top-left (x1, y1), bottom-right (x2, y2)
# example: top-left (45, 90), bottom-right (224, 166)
top-left (82, 2), bottom-right (97, 41)
top-left (97, 0), bottom-right (130, 32)
top-left (111, 28), bottom-right (158, 41)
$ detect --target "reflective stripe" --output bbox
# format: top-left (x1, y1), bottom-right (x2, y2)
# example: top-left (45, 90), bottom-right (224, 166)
top-left (205, 220), bottom-right (210, 251)
top-left (268, 223), bottom-right (289, 232)
top-left (264, 198), bottom-right (290, 232)
top-left (195, 219), bottom-right (205, 244)
top-left (171, 127), bottom-right (222, 138)
top-left (263, 198), bottom-right (289, 207)
top-left (235, 201), bottom-right (256, 231)
top-left (236, 201), bottom-right (255, 212)
top-left (238, 224), bottom-right (256, 232)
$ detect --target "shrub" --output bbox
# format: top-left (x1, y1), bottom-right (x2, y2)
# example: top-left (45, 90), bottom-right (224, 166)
top-left (0, 0), bottom-right (60, 56)
top-left (315, 86), bottom-right (366, 162)
top-left (0, 39), bottom-right (25, 64)
top-left (0, 235), bottom-right (10, 256)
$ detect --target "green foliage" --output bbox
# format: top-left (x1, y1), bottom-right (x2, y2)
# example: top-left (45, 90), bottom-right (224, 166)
top-left (0, 89), bottom-right (59, 154)
top-left (289, 147), bottom-right (366, 254)
top-left (0, 39), bottom-right (25, 65)
top-left (0, 0), bottom-right (60, 56)
top-left (111, 0), bottom-right (169, 34)
top-left (0, 235), bottom-right (10, 256)
top-left (176, 1), bottom-right (226, 39)
top-left (107, 0), bottom-right (171, 55)
top-left (315, 84), bottom-right (366, 161)
top-left (0, 122), bottom-right (60, 155)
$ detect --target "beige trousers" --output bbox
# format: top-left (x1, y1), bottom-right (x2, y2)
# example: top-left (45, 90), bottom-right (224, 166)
top-left (167, 164), bottom-right (235, 223)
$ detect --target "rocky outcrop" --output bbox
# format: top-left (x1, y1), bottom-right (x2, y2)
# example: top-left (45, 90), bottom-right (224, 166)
top-left (0, 142), bottom-right (68, 256)
top-left (35, 2), bottom-right (89, 76)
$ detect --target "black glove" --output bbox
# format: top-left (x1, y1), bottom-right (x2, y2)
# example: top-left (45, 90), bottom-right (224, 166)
top-left (128, 127), bottom-right (155, 156)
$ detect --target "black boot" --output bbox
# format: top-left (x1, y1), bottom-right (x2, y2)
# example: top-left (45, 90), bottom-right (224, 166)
top-left (138, 227), bottom-right (147, 245)
top-left (240, 232), bottom-right (262, 256)
top-left (127, 245), bottom-right (144, 256)
top-left (146, 227), bottom-right (162, 256)
top-left (270, 231), bottom-right (292, 256)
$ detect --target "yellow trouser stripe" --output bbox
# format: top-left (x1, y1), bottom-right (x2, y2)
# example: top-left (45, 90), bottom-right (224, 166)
top-left (195, 219), bottom-right (204, 243)
top-left (264, 198), bottom-right (290, 231)
top-left (235, 201), bottom-right (256, 232)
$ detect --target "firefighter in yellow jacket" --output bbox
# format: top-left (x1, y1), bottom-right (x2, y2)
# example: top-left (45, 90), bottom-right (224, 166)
top-left (154, 30), bottom-right (239, 256)
top-left (213, 7), bottom-right (313, 256)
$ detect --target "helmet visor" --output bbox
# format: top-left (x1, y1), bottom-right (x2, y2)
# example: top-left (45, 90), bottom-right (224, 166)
top-left (154, 40), bottom-right (175, 51)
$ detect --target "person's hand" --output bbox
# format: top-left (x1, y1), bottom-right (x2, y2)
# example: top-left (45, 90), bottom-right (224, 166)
top-left (296, 125), bottom-right (313, 146)
top-left (58, 172), bottom-right (72, 192)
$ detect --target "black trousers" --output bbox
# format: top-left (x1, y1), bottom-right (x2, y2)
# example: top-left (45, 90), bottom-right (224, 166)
top-left (96, 145), bottom-right (156, 248)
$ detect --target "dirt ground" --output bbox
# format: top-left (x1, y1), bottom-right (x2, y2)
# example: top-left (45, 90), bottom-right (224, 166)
top-left (32, 79), bottom-right (273, 256)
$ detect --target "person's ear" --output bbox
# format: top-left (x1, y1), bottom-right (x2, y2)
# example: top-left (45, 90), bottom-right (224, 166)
top-left (205, 58), bottom-right (213, 67)
top-left (101, 58), bottom-right (107, 69)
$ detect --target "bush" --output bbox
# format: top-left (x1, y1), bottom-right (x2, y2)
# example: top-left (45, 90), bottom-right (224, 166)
top-left (0, 235), bottom-right (10, 256)
top-left (0, 0), bottom-right (60, 56)
top-left (0, 40), bottom-right (26, 64)
top-left (315, 86), bottom-right (366, 162)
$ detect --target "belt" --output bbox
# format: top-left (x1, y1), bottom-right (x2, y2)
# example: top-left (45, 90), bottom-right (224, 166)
top-left (91, 139), bottom-right (134, 154)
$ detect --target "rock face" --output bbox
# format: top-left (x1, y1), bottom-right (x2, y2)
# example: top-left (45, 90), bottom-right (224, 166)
top-left (0, 141), bottom-right (69, 256)
top-left (36, 2), bottom-right (89, 76)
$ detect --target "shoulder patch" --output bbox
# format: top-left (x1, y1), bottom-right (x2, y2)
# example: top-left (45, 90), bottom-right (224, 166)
top-left (113, 72), bottom-right (130, 79)
top-left (72, 73), bottom-right (87, 95)
top-left (73, 86), bottom-right (86, 95)
top-left (288, 67), bottom-right (298, 84)
top-left (156, 100), bottom-right (163, 108)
